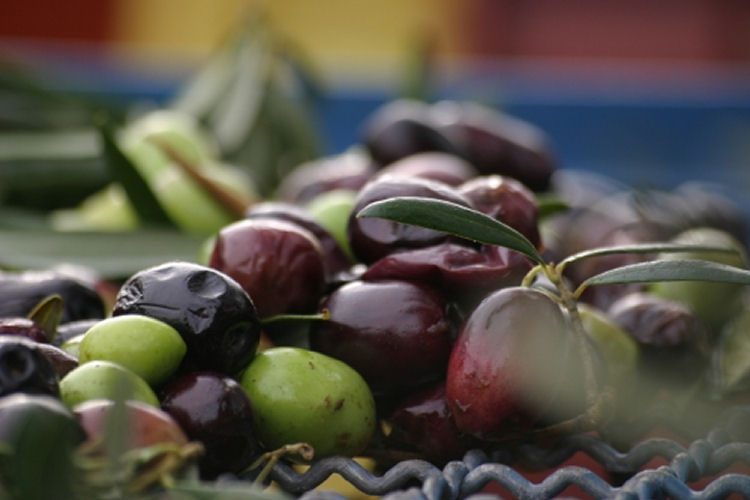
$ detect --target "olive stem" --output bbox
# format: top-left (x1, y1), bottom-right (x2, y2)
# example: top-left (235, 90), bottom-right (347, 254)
top-left (249, 442), bottom-right (315, 487)
top-left (521, 265), bottom-right (544, 288)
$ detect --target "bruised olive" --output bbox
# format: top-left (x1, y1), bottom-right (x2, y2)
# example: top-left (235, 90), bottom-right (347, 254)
top-left (161, 371), bottom-right (262, 478)
top-left (347, 175), bottom-right (474, 264)
top-left (310, 280), bottom-right (453, 397)
top-left (446, 287), bottom-right (587, 438)
top-left (113, 261), bottom-right (261, 375)
top-left (0, 337), bottom-right (59, 397)
top-left (210, 219), bottom-right (326, 319)
top-left (362, 99), bottom-right (460, 168)
top-left (0, 270), bottom-right (105, 322)
top-left (458, 174), bottom-right (542, 249)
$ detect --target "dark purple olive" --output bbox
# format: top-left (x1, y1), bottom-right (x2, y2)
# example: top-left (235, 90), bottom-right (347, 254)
top-left (347, 175), bottom-right (474, 264)
top-left (0, 317), bottom-right (49, 343)
top-left (112, 261), bottom-right (261, 375)
top-left (0, 394), bottom-right (86, 499)
top-left (245, 201), bottom-right (352, 281)
top-left (0, 337), bottom-right (59, 397)
top-left (209, 219), bottom-right (326, 318)
top-left (310, 279), bottom-right (454, 397)
top-left (53, 319), bottom-right (101, 347)
top-left (161, 371), bottom-right (262, 478)
top-left (374, 152), bottom-right (478, 187)
top-left (607, 292), bottom-right (710, 390)
top-left (276, 150), bottom-right (377, 204)
top-left (458, 174), bottom-right (542, 249)
top-left (430, 100), bottom-right (556, 191)
top-left (362, 99), bottom-right (461, 168)
top-left (361, 242), bottom-right (531, 313)
top-left (0, 270), bottom-right (105, 322)
top-left (388, 382), bottom-right (470, 464)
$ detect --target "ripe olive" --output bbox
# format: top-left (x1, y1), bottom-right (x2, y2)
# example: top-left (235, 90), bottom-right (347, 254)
top-left (310, 279), bottom-right (454, 397)
top-left (0, 317), bottom-right (49, 343)
top-left (79, 315), bottom-right (187, 386)
top-left (209, 219), bottom-right (326, 318)
top-left (0, 337), bottom-right (59, 398)
top-left (240, 347), bottom-right (376, 459)
top-left (161, 371), bottom-right (262, 478)
top-left (373, 152), bottom-right (478, 187)
top-left (113, 261), bottom-right (261, 375)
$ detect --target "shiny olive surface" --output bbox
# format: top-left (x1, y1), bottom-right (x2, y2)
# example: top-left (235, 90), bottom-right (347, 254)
top-left (209, 218), bottom-right (326, 319)
top-left (0, 317), bottom-right (49, 343)
top-left (457, 174), bottom-right (542, 249)
top-left (374, 152), bottom-right (478, 187)
top-left (347, 175), bottom-right (474, 264)
top-left (446, 287), bottom-right (586, 438)
top-left (113, 261), bottom-right (261, 375)
top-left (161, 371), bottom-right (261, 478)
top-left (310, 279), bottom-right (454, 396)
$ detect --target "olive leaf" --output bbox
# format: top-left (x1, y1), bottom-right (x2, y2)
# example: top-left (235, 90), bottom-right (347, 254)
top-left (578, 259), bottom-right (750, 296)
top-left (261, 311), bottom-right (330, 325)
top-left (99, 122), bottom-right (175, 228)
top-left (26, 294), bottom-right (64, 340)
top-left (357, 196), bottom-right (545, 265)
top-left (535, 193), bottom-right (569, 220)
top-left (559, 243), bottom-right (742, 270)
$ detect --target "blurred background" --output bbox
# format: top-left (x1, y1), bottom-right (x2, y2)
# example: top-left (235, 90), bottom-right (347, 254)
top-left (2, 0), bottom-right (750, 200)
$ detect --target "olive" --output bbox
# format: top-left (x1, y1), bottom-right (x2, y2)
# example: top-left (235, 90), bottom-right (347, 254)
top-left (59, 360), bottom-right (160, 408)
top-left (245, 201), bottom-right (352, 281)
top-left (430, 100), bottom-right (556, 191)
top-left (0, 394), bottom-right (86, 500)
top-left (446, 287), bottom-right (587, 438)
top-left (112, 261), bottom-right (261, 375)
top-left (0, 270), bottom-right (105, 323)
top-left (0, 337), bottom-right (59, 397)
top-left (457, 174), bottom-right (542, 249)
top-left (373, 152), bottom-right (479, 187)
top-left (362, 99), bottom-right (460, 168)
top-left (347, 175), bottom-right (474, 264)
top-left (79, 315), bottom-right (187, 387)
top-left (54, 319), bottom-right (101, 347)
top-left (0, 317), bottom-right (49, 343)
top-left (209, 219), bottom-right (326, 319)
top-left (239, 347), bottom-right (376, 459)
top-left (310, 279), bottom-right (454, 397)
top-left (161, 371), bottom-right (262, 478)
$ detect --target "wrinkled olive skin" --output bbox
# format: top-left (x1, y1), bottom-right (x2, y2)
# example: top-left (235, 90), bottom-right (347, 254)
top-left (430, 100), bottom-right (556, 191)
top-left (276, 151), bottom-right (378, 205)
top-left (347, 175), bottom-right (474, 264)
top-left (209, 219), bottom-right (327, 319)
top-left (0, 337), bottom-right (59, 397)
top-left (361, 242), bottom-right (531, 313)
top-left (161, 371), bottom-right (262, 478)
top-left (0, 394), bottom-right (86, 500)
top-left (310, 280), bottom-right (454, 397)
top-left (608, 292), bottom-right (710, 389)
top-left (0, 270), bottom-right (105, 322)
top-left (374, 152), bottom-right (478, 187)
top-left (458, 174), bottom-right (542, 249)
top-left (0, 317), bottom-right (49, 343)
top-left (245, 201), bottom-right (352, 281)
top-left (446, 287), bottom-right (586, 439)
top-left (113, 261), bottom-right (261, 375)
top-left (362, 99), bottom-right (461, 168)
top-left (388, 382), bottom-right (471, 465)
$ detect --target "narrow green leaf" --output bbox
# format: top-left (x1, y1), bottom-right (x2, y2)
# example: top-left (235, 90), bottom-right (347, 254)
top-left (357, 196), bottom-right (545, 265)
top-left (0, 229), bottom-right (204, 279)
top-left (26, 294), bottom-right (64, 339)
top-left (99, 123), bottom-right (175, 228)
top-left (535, 194), bottom-right (569, 220)
top-left (579, 259), bottom-right (750, 291)
top-left (560, 243), bottom-right (741, 270)
top-left (261, 311), bottom-right (330, 325)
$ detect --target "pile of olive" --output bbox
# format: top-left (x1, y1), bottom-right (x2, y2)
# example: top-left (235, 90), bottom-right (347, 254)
top-left (1, 98), bottom-right (749, 497)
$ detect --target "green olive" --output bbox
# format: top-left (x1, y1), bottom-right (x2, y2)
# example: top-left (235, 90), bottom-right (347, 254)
top-left (239, 347), bottom-right (376, 459)
top-left (59, 360), bottom-right (159, 408)
top-left (79, 315), bottom-right (186, 386)
top-left (304, 189), bottom-right (357, 260)
top-left (578, 303), bottom-right (639, 385)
